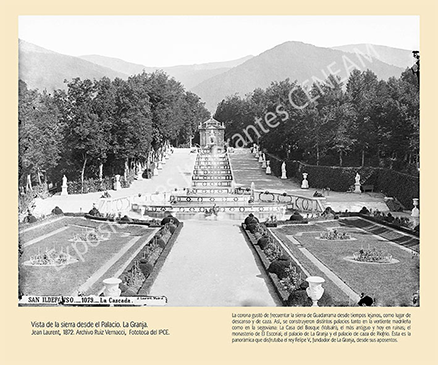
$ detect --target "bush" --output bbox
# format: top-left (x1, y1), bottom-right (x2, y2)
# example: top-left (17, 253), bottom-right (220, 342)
top-left (65, 171), bottom-right (136, 195)
top-left (51, 206), bottom-right (63, 215)
top-left (67, 177), bottom-right (113, 194)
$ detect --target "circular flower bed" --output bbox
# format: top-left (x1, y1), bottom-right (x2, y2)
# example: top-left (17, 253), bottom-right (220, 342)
top-left (23, 248), bottom-right (78, 267)
top-left (353, 247), bottom-right (393, 263)
top-left (318, 229), bottom-right (352, 240)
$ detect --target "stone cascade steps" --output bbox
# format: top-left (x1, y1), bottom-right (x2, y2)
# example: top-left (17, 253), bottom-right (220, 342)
top-left (173, 205), bottom-right (287, 221)
top-left (190, 152), bottom-right (234, 195)
top-left (192, 181), bottom-right (233, 187)
top-left (194, 163), bottom-right (231, 169)
top-left (193, 169), bottom-right (232, 176)
top-left (190, 187), bottom-right (234, 195)
top-left (171, 195), bottom-right (249, 204)
top-left (167, 150), bottom-right (290, 220)
top-left (192, 175), bottom-right (233, 181)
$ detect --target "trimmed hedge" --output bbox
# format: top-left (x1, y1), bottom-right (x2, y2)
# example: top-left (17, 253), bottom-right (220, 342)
top-left (66, 172), bottom-right (135, 195)
top-left (266, 153), bottom-right (419, 208)
top-left (241, 222), bottom-right (335, 306)
top-left (376, 169), bottom-right (419, 209)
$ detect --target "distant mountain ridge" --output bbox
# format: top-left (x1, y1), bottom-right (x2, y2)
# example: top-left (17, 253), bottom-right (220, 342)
top-left (78, 54), bottom-right (254, 90)
top-left (19, 39), bottom-right (407, 113)
top-left (19, 40), bottom-right (129, 92)
top-left (19, 38), bottom-right (253, 93)
top-left (192, 41), bottom-right (405, 111)
top-left (331, 43), bottom-right (415, 69)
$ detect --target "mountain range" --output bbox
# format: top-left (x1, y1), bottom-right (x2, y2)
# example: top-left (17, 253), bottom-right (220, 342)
top-left (19, 39), bottom-right (415, 112)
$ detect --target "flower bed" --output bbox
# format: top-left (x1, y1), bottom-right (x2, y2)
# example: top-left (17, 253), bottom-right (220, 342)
top-left (119, 222), bottom-right (183, 296)
top-left (241, 222), bottom-right (333, 306)
top-left (318, 229), bottom-right (352, 240)
top-left (352, 247), bottom-right (393, 263)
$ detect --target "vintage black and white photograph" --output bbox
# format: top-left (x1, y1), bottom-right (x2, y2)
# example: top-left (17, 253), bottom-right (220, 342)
top-left (18, 15), bottom-right (420, 307)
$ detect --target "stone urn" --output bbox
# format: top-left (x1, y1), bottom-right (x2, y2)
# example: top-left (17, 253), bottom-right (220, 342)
top-left (411, 198), bottom-right (420, 218)
top-left (103, 278), bottom-right (122, 297)
top-left (305, 276), bottom-right (325, 307)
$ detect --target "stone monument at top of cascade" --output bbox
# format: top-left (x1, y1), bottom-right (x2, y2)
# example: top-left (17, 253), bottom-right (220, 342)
top-left (198, 117), bottom-right (225, 152)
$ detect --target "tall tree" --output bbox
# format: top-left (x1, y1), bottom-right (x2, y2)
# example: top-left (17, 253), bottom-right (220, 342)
top-left (54, 78), bottom-right (103, 189)
top-left (19, 81), bottom-right (61, 188)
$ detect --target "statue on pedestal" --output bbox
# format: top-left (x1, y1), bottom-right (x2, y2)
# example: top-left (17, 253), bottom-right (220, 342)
top-left (266, 160), bottom-right (271, 175)
top-left (281, 162), bottom-right (287, 179)
top-left (262, 154), bottom-right (267, 168)
top-left (136, 162), bottom-right (143, 180)
top-left (301, 173), bottom-right (309, 189)
top-left (114, 174), bottom-right (121, 191)
top-left (354, 173), bottom-right (361, 193)
top-left (61, 175), bottom-right (68, 196)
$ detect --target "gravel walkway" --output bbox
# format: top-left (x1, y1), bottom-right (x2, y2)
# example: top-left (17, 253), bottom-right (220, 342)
top-left (148, 219), bottom-right (280, 307)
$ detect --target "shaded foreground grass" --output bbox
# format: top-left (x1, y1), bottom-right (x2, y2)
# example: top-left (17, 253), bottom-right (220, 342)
top-left (275, 218), bottom-right (419, 307)
top-left (19, 218), bottom-right (154, 296)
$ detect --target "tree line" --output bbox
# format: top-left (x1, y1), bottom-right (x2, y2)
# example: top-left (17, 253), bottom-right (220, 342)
top-left (19, 71), bottom-right (210, 189)
top-left (214, 68), bottom-right (419, 174)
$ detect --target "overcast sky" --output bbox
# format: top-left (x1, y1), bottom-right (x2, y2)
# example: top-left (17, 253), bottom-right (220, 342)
top-left (19, 16), bottom-right (420, 67)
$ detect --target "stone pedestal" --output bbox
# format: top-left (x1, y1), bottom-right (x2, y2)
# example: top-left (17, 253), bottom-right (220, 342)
top-left (301, 173), bottom-right (309, 189)
top-left (354, 183), bottom-right (361, 193)
top-left (258, 154), bottom-right (263, 163)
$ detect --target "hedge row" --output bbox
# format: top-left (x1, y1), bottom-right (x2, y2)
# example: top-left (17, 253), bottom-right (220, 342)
top-left (66, 172), bottom-right (135, 195)
top-left (265, 153), bottom-right (419, 208)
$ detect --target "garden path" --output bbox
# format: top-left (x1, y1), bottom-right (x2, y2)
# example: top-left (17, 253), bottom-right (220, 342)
top-left (229, 149), bottom-right (391, 213)
top-left (32, 148), bottom-right (197, 216)
top-left (148, 219), bottom-right (280, 306)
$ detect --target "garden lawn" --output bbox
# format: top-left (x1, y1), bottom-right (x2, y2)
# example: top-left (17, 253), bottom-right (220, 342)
top-left (19, 219), bottom-right (154, 296)
top-left (19, 216), bottom-right (69, 243)
top-left (273, 228), bottom-right (353, 306)
top-left (276, 219), bottom-right (419, 306)
top-left (84, 227), bottom-right (159, 295)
